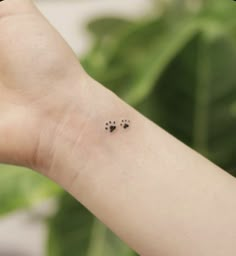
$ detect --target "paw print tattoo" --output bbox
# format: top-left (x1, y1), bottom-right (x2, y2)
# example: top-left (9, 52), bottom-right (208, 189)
top-left (105, 121), bottom-right (117, 133)
top-left (105, 119), bottom-right (130, 133)
top-left (120, 120), bottom-right (130, 129)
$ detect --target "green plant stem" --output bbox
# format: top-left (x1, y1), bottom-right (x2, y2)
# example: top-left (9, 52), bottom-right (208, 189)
top-left (86, 219), bottom-right (107, 256)
top-left (193, 36), bottom-right (210, 155)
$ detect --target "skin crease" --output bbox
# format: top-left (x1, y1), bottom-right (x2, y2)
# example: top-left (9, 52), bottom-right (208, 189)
top-left (0, 1), bottom-right (236, 256)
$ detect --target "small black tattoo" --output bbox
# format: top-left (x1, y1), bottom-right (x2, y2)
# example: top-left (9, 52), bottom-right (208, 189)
top-left (105, 121), bottom-right (116, 133)
top-left (120, 120), bottom-right (130, 129)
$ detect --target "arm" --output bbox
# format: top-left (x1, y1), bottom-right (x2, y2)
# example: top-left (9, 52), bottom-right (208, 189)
top-left (0, 1), bottom-right (235, 255)
top-left (41, 76), bottom-right (236, 256)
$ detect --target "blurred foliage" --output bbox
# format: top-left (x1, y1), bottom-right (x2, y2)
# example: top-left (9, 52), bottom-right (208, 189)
top-left (0, 165), bottom-right (61, 216)
top-left (0, 0), bottom-right (236, 255)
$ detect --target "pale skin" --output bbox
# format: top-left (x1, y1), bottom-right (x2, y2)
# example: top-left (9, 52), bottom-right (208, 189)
top-left (0, 1), bottom-right (236, 255)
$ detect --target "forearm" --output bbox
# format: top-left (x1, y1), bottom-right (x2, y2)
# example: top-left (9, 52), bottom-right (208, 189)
top-left (39, 74), bottom-right (236, 256)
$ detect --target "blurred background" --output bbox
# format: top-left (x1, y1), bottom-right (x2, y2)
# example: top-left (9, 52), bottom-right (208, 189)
top-left (0, 0), bottom-right (235, 255)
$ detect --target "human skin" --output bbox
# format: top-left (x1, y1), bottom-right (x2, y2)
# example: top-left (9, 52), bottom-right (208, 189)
top-left (0, 1), bottom-right (236, 255)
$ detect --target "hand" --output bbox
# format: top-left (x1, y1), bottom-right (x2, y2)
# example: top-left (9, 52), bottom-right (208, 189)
top-left (0, 0), bottom-right (87, 169)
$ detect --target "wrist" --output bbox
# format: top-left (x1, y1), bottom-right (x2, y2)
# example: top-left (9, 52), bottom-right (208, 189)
top-left (34, 74), bottom-right (124, 188)
top-left (31, 71), bottom-right (90, 171)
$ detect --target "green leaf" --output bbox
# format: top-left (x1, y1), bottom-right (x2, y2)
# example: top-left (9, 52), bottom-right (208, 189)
top-left (0, 165), bottom-right (61, 216)
top-left (87, 17), bottom-right (134, 40)
top-left (84, 13), bottom-right (201, 106)
top-left (137, 31), bottom-right (236, 174)
top-left (122, 18), bottom-right (200, 105)
top-left (47, 193), bottom-right (137, 256)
